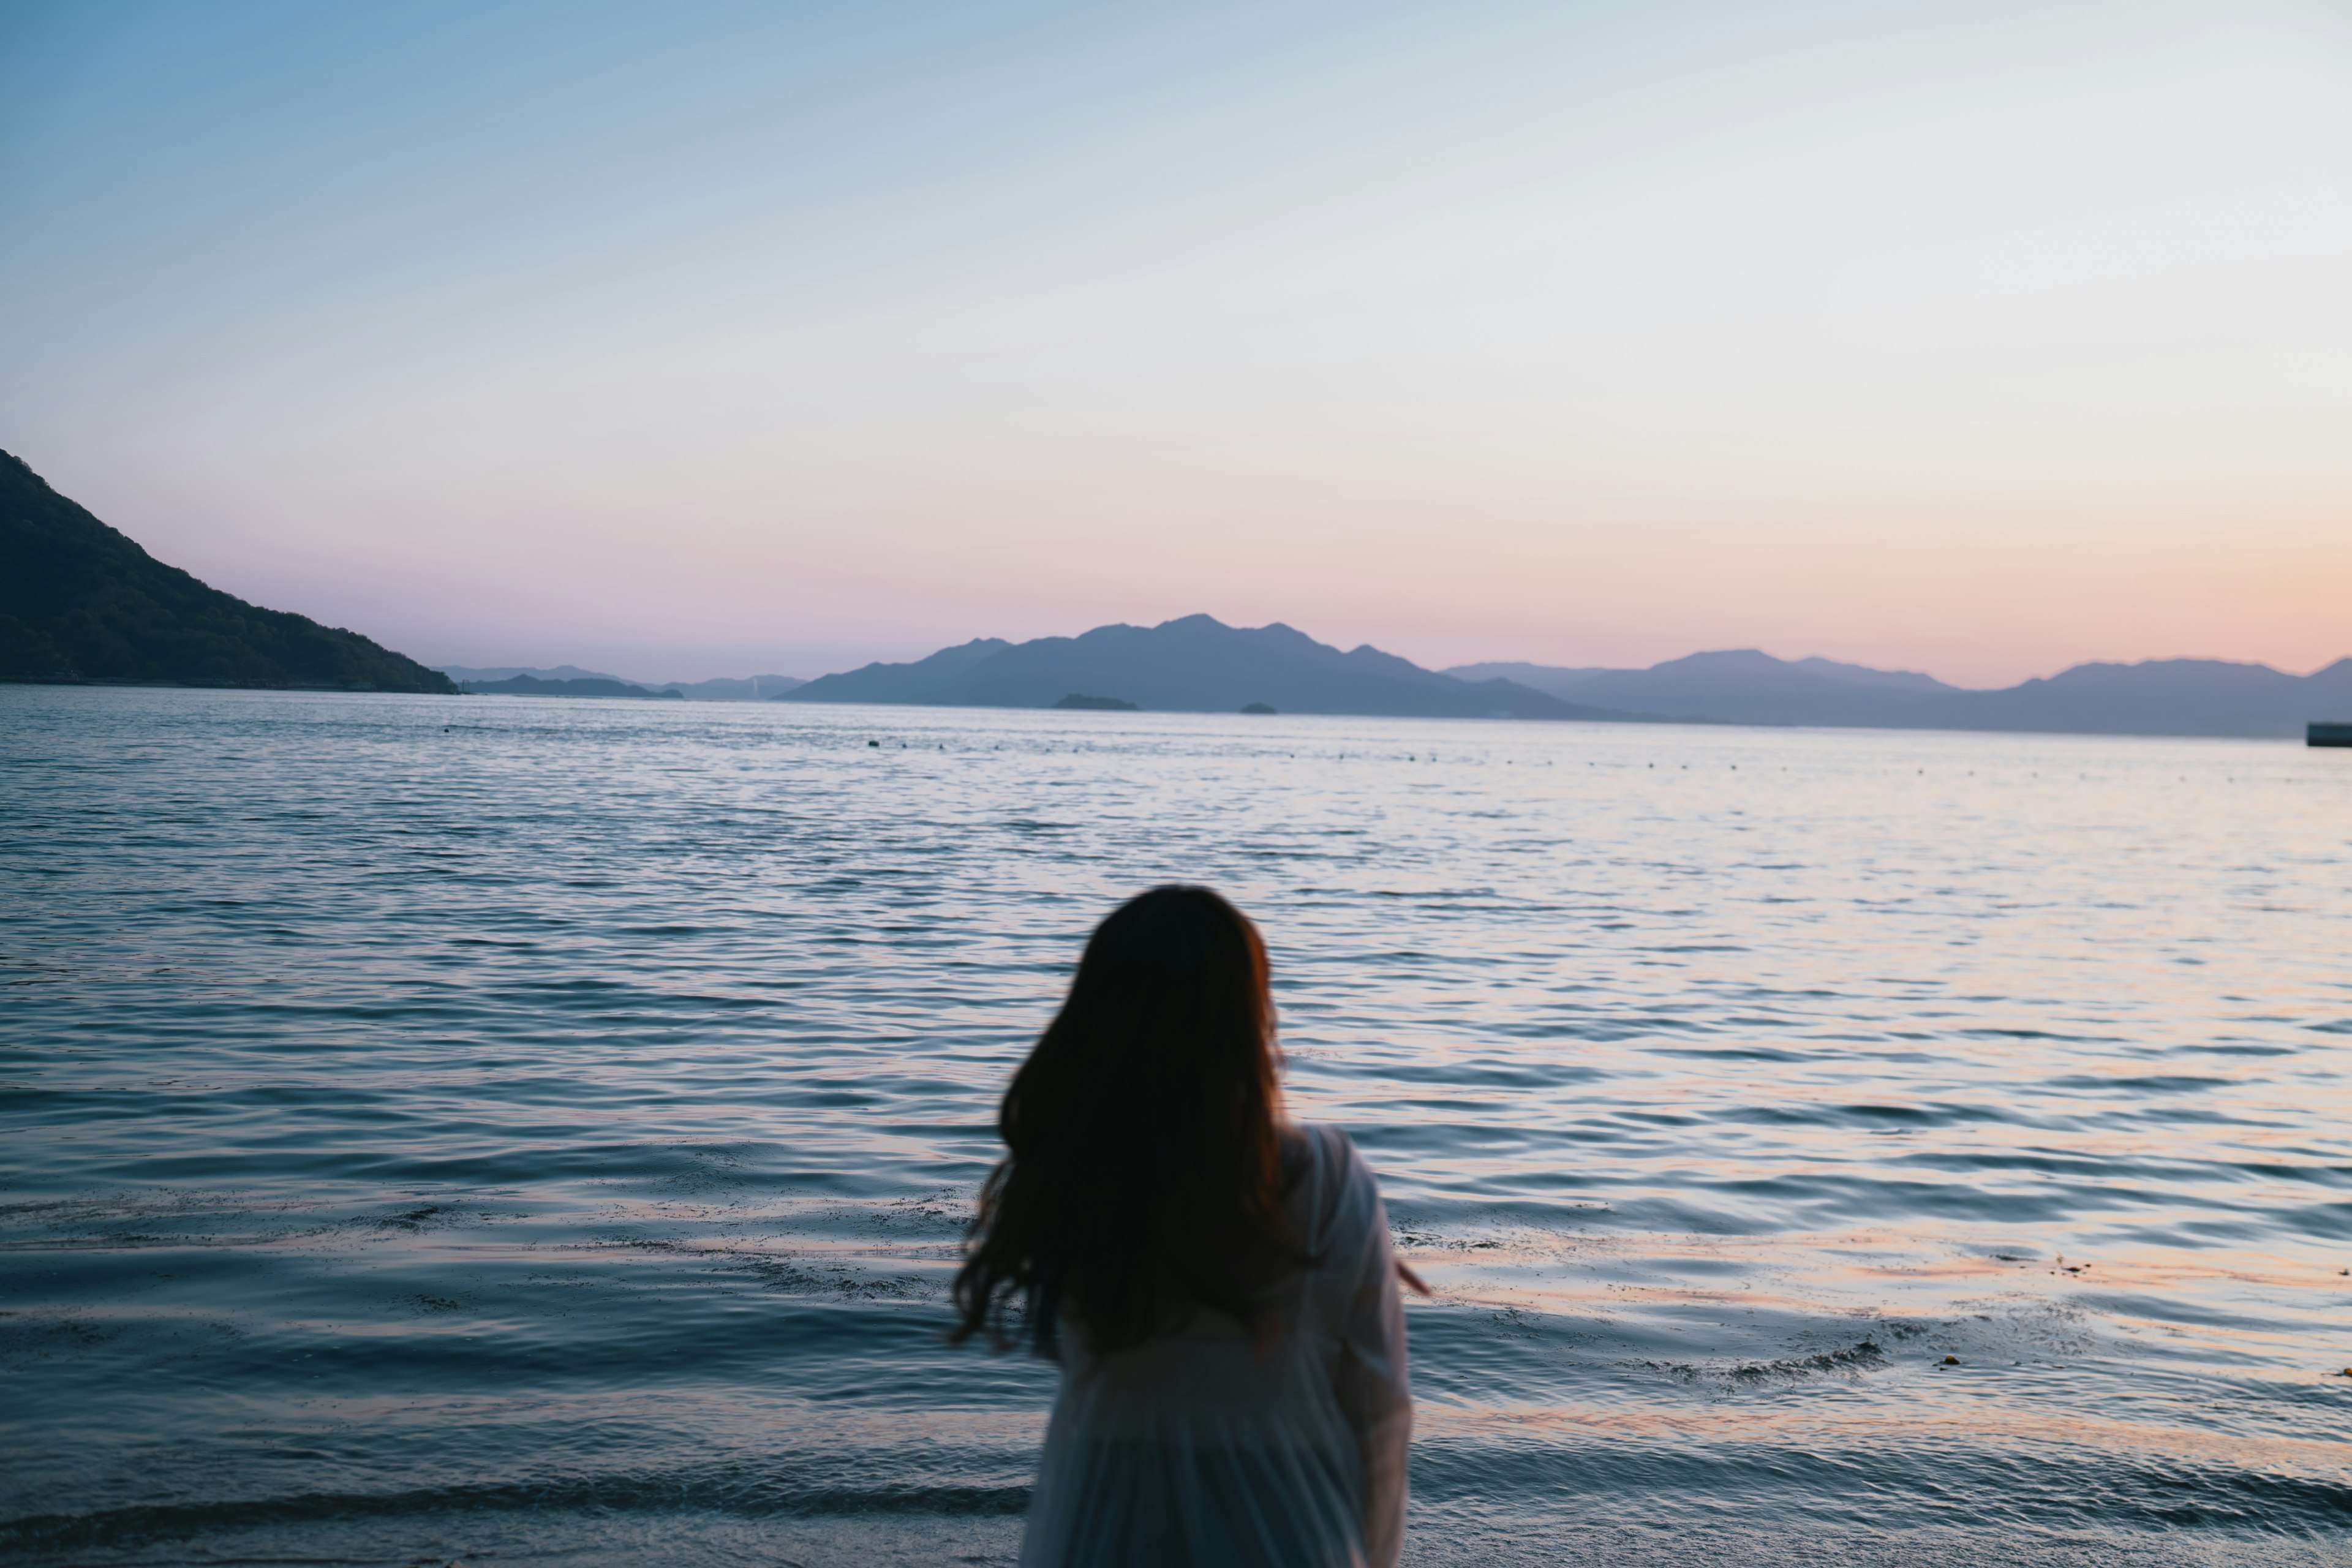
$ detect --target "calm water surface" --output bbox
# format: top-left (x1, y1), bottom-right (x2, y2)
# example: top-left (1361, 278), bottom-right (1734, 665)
top-left (3, 687), bottom-right (2348, 1566)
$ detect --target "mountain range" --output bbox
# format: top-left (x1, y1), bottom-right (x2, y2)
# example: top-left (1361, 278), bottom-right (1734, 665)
top-left (783, 616), bottom-right (1654, 723)
top-left (1446, 648), bottom-right (2352, 738)
top-left (782, 619), bottom-right (2351, 738)
top-left (438, 666), bottom-right (806, 700)
top-left (5, 451), bottom-right (2345, 737)
top-left (456, 673), bottom-right (683, 699)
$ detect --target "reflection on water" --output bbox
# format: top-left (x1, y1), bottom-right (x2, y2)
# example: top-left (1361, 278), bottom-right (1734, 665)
top-left (2, 687), bottom-right (2347, 1564)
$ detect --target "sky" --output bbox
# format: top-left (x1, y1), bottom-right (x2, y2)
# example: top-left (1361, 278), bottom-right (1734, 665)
top-left (4, 0), bottom-right (2348, 685)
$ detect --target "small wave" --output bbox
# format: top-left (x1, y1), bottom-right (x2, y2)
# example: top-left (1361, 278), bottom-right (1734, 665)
top-left (2047, 1075), bottom-right (2231, 1093)
top-left (0, 1475), bottom-right (1035, 1554)
top-left (1644, 1338), bottom-right (1890, 1386)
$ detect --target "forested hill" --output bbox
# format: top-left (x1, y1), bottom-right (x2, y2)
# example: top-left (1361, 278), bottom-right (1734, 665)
top-left (0, 452), bottom-right (454, 693)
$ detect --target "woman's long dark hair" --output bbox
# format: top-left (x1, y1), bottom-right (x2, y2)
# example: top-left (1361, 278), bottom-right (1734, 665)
top-left (951, 884), bottom-right (1302, 1357)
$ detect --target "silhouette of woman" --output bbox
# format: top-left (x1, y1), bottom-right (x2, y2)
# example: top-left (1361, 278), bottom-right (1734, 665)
top-left (954, 884), bottom-right (1418, 1567)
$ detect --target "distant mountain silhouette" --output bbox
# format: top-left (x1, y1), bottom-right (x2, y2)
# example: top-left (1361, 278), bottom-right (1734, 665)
top-left (1547, 650), bottom-right (1966, 727)
top-left (439, 663), bottom-right (633, 684)
top-left (457, 674), bottom-right (683, 699)
top-left (1784, 656), bottom-right (1954, 693)
top-left (799, 637), bottom-right (1015, 703)
top-left (1443, 661), bottom-right (1624, 695)
top-left (436, 666), bottom-right (807, 699)
top-left (1447, 649), bottom-right (2352, 737)
top-left (660, 674), bottom-right (804, 700)
top-left (1928, 658), bottom-right (2352, 738)
top-left (17, 437), bottom-right (2334, 739)
top-left (788, 615), bottom-right (1667, 721)
top-left (0, 451), bottom-right (453, 692)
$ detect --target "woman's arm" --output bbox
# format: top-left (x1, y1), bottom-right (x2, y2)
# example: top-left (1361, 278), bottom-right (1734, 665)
top-left (1330, 1135), bottom-right (1413, 1568)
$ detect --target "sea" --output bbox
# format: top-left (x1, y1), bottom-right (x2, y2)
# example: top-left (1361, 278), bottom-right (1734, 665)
top-left (3, 685), bottom-right (2348, 1567)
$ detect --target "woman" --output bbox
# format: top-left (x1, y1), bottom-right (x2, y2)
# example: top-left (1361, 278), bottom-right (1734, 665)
top-left (954, 885), bottom-right (1418, 1568)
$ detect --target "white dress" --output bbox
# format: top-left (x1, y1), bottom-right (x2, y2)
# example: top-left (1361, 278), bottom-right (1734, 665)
top-left (1019, 1124), bottom-right (1412, 1568)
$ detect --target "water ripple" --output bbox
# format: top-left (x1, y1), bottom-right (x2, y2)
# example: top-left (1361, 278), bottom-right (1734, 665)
top-left (3, 687), bottom-right (2349, 1563)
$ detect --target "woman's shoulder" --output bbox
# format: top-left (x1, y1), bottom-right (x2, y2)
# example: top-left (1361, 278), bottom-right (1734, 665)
top-left (1283, 1122), bottom-right (1384, 1231)
top-left (1289, 1120), bottom-right (1372, 1172)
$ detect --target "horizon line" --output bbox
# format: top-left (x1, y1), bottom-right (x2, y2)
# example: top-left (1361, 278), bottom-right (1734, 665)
top-left (431, 614), bottom-right (2352, 693)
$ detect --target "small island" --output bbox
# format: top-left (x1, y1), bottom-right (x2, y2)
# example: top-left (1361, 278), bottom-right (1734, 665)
top-left (1052, 693), bottom-right (1138, 710)
top-left (1240, 702), bottom-right (1276, 714)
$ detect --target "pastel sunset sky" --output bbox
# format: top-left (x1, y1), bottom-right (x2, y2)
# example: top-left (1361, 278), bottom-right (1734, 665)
top-left (4, 1), bottom-right (2348, 684)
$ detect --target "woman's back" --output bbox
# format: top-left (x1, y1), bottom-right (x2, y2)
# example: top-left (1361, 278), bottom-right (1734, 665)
top-left (1019, 1123), bottom-right (1411, 1568)
top-left (949, 886), bottom-right (1414, 1567)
